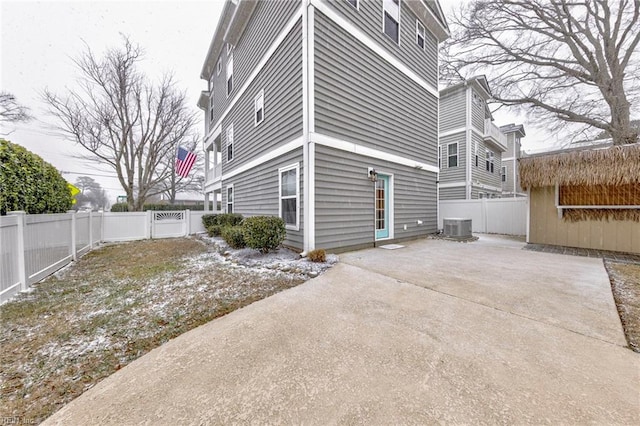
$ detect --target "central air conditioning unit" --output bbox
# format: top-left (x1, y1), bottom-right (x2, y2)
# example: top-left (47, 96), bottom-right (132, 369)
top-left (443, 218), bottom-right (472, 239)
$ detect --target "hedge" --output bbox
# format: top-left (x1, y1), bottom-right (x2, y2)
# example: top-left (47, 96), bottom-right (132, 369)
top-left (221, 226), bottom-right (246, 249)
top-left (0, 139), bottom-right (72, 215)
top-left (242, 216), bottom-right (286, 253)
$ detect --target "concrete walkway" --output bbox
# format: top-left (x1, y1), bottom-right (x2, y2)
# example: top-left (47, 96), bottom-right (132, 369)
top-left (44, 235), bottom-right (639, 425)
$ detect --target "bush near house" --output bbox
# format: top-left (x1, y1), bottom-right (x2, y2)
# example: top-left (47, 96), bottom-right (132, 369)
top-left (221, 226), bottom-right (246, 249)
top-left (202, 214), bottom-right (218, 228)
top-left (206, 224), bottom-right (224, 237)
top-left (0, 139), bottom-right (72, 215)
top-left (307, 249), bottom-right (327, 263)
top-left (217, 213), bottom-right (244, 227)
top-left (242, 216), bottom-right (286, 254)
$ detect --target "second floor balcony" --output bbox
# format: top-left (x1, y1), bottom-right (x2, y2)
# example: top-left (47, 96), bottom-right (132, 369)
top-left (484, 119), bottom-right (508, 151)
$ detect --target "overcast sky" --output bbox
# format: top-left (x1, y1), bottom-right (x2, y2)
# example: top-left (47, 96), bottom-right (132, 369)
top-left (1, 0), bottom-right (545, 203)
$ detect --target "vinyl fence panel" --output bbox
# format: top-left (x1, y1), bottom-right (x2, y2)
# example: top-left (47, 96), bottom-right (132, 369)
top-left (189, 211), bottom-right (207, 234)
top-left (102, 212), bottom-right (150, 242)
top-left (76, 212), bottom-right (92, 257)
top-left (24, 213), bottom-right (73, 285)
top-left (439, 198), bottom-right (527, 236)
top-left (0, 215), bottom-right (22, 304)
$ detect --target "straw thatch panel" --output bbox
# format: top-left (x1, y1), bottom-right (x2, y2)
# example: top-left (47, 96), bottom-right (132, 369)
top-left (519, 143), bottom-right (640, 190)
top-left (559, 184), bottom-right (640, 206)
top-left (563, 208), bottom-right (640, 223)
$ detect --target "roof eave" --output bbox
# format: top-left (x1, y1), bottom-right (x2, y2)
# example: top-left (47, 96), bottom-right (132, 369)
top-left (406, 0), bottom-right (450, 43)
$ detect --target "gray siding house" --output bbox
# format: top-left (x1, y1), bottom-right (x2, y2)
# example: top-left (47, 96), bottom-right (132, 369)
top-left (438, 76), bottom-right (525, 199)
top-left (198, 0), bottom-right (448, 252)
top-left (499, 123), bottom-right (526, 197)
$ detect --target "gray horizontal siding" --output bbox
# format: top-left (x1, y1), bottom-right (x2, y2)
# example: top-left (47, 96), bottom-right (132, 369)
top-left (439, 186), bottom-right (466, 200)
top-left (439, 86), bottom-right (466, 132)
top-left (471, 89), bottom-right (485, 131)
top-left (471, 132), bottom-right (502, 190)
top-left (315, 145), bottom-right (437, 251)
top-left (211, 0), bottom-right (301, 126)
top-left (324, 0), bottom-right (439, 88)
top-left (221, 20), bottom-right (303, 171)
top-left (314, 10), bottom-right (438, 165)
top-left (222, 148), bottom-right (304, 250)
top-left (438, 132), bottom-right (466, 184)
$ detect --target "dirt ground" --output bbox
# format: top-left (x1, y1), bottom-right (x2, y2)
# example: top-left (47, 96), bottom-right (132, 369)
top-left (605, 260), bottom-right (640, 352)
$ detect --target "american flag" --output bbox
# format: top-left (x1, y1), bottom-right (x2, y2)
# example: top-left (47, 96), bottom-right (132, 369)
top-left (175, 147), bottom-right (197, 178)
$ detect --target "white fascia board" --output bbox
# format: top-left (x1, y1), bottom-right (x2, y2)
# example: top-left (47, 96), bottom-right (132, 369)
top-left (204, 125), bottom-right (222, 151)
top-left (311, 132), bottom-right (439, 174)
top-left (220, 136), bottom-right (304, 181)
top-left (439, 127), bottom-right (467, 139)
top-left (312, 0), bottom-right (439, 99)
top-left (210, 8), bottom-right (303, 133)
top-left (438, 181), bottom-right (466, 188)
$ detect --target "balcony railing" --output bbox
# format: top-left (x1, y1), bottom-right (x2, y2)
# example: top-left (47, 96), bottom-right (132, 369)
top-left (484, 119), bottom-right (507, 150)
top-left (206, 164), bottom-right (222, 184)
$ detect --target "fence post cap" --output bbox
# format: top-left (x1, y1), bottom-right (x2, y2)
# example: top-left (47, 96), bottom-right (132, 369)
top-left (8, 210), bottom-right (26, 215)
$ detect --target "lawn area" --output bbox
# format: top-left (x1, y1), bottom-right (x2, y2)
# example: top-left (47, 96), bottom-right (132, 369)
top-left (0, 237), bottom-right (324, 424)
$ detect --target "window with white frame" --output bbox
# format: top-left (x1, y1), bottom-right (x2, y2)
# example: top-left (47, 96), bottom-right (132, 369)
top-left (226, 43), bottom-right (233, 55)
top-left (254, 90), bottom-right (264, 126)
top-left (447, 142), bottom-right (458, 168)
top-left (279, 163), bottom-right (299, 230)
top-left (501, 166), bottom-right (507, 182)
top-left (416, 20), bottom-right (425, 49)
top-left (438, 145), bottom-right (441, 169)
top-left (226, 186), bottom-right (233, 213)
top-left (383, 0), bottom-right (400, 44)
top-left (226, 124), bottom-right (234, 162)
top-left (226, 53), bottom-right (233, 96)
top-left (474, 141), bottom-right (479, 167)
top-left (216, 58), bottom-right (221, 76)
top-left (485, 150), bottom-right (494, 173)
top-left (346, 0), bottom-right (358, 8)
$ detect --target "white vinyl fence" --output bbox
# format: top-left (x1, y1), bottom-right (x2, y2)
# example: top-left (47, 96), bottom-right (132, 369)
top-left (0, 210), bottom-right (207, 304)
top-left (439, 198), bottom-right (527, 236)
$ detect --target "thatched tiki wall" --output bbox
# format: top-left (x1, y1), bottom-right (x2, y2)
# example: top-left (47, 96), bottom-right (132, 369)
top-left (520, 144), bottom-right (640, 254)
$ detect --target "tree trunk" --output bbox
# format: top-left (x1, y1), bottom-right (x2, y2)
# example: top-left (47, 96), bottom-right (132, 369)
top-left (609, 78), bottom-right (637, 145)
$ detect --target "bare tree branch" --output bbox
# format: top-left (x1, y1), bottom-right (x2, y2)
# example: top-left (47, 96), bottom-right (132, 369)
top-left (0, 91), bottom-right (31, 126)
top-left (42, 35), bottom-right (198, 210)
top-left (442, 0), bottom-right (640, 145)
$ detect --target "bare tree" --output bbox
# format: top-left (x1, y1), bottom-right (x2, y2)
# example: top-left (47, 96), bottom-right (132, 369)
top-left (0, 91), bottom-right (31, 125)
top-left (443, 0), bottom-right (640, 145)
top-left (43, 37), bottom-right (197, 210)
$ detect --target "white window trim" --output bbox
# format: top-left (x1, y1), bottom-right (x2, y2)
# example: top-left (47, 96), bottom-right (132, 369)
top-left (209, 94), bottom-right (214, 123)
top-left (216, 58), bottom-right (221, 76)
top-left (254, 90), bottom-right (264, 126)
top-left (438, 145), bottom-right (441, 169)
top-left (226, 185), bottom-right (234, 214)
top-left (447, 142), bottom-right (458, 168)
top-left (416, 19), bottom-right (425, 49)
top-left (382, 0), bottom-right (401, 45)
top-left (226, 53), bottom-right (233, 97)
top-left (373, 171), bottom-right (394, 241)
top-left (501, 166), bottom-right (507, 182)
top-left (279, 163), bottom-right (300, 231)
top-left (346, 0), bottom-right (359, 9)
top-left (226, 42), bottom-right (233, 55)
top-left (226, 124), bottom-right (234, 163)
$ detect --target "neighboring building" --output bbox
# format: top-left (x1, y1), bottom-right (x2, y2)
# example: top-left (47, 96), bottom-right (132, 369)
top-left (438, 76), bottom-right (510, 200)
top-left (520, 143), bottom-right (640, 254)
top-left (198, 0), bottom-right (448, 252)
top-left (499, 123), bottom-right (526, 197)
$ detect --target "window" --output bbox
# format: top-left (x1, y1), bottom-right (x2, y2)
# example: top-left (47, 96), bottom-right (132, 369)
top-left (216, 58), bottom-right (221, 76)
top-left (478, 192), bottom-right (485, 199)
top-left (226, 124), bottom-right (234, 162)
top-left (474, 141), bottom-right (479, 167)
top-left (485, 150), bottom-right (494, 173)
top-left (501, 166), bottom-right (507, 182)
top-left (226, 186), bottom-right (233, 213)
top-left (346, 0), bottom-right (358, 8)
top-left (226, 43), bottom-right (233, 55)
top-left (279, 163), bottom-right (299, 230)
top-left (416, 20), bottom-right (425, 49)
top-left (383, 0), bottom-right (400, 44)
top-left (254, 90), bottom-right (264, 126)
top-left (226, 53), bottom-right (233, 97)
top-left (209, 93), bottom-right (214, 123)
top-left (447, 143), bottom-right (458, 168)
top-left (438, 145), bottom-right (441, 169)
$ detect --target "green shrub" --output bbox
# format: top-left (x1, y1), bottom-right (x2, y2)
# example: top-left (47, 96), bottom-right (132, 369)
top-left (217, 213), bottom-right (244, 227)
top-left (307, 248), bottom-right (326, 263)
top-left (110, 202), bottom-right (129, 212)
top-left (242, 216), bottom-right (286, 254)
top-left (0, 139), bottom-right (73, 215)
top-left (206, 224), bottom-right (224, 237)
top-left (202, 214), bottom-right (218, 228)
top-left (221, 226), bottom-right (246, 249)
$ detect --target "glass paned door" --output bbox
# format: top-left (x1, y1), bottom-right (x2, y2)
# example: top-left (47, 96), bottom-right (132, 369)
top-left (375, 174), bottom-right (389, 239)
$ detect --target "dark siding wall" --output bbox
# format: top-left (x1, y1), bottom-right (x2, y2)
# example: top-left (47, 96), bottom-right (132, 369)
top-left (439, 87), bottom-right (466, 132)
top-left (221, 148), bottom-right (304, 249)
top-left (221, 21), bottom-right (303, 173)
top-left (314, 10), bottom-right (438, 165)
top-left (324, 0), bottom-right (439, 88)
